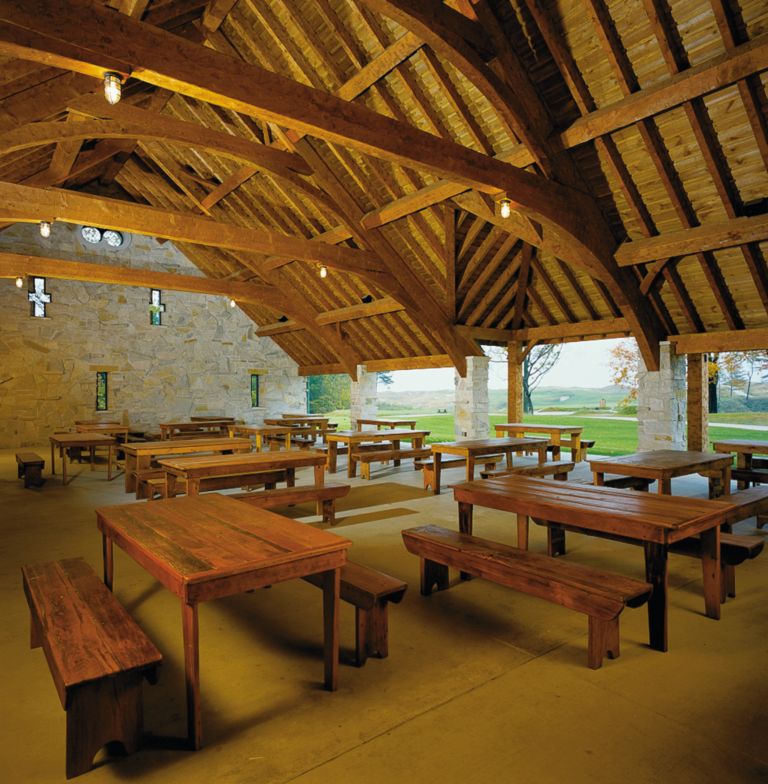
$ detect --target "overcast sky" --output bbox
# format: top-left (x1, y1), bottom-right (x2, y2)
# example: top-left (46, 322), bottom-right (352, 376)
top-left (383, 339), bottom-right (621, 392)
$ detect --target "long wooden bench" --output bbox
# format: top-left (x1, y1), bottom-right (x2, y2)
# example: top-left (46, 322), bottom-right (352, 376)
top-left (143, 468), bottom-right (288, 500)
top-left (731, 467), bottom-right (768, 488)
top-left (16, 451), bottom-right (45, 488)
top-left (352, 447), bottom-right (431, 479)
top-left (303, 562), bottom-right (407, 665)
top-left (232, 482), bottom-right (351, 525)
top-left (480, 460), bottom-right (575, 480)
top-left (402, 525), bottom-right (652, 669)
top-left (21, 558), bottom-right (162, 779)
top-left (538, 486), bottom-right (767, 599)
top-left (418, 455), bottom-right (503, 492)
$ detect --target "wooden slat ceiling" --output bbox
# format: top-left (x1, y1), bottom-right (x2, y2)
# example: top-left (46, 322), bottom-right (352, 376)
top-left (0, 0), bottom-right (766, 376)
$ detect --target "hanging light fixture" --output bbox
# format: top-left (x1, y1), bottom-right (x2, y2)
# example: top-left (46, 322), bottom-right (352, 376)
top-left (319, 264), bottom-right (328, 279)
top-left (15, 276), bottom-right (24, 288)
top-left (103, 72), bottom-right (122, 105)
top-left (499, 198), bottom-right (512, 219)
top-left (229, 298), bottom-right (236, 308)
top-left (39, 220), bottom-right (51, 238)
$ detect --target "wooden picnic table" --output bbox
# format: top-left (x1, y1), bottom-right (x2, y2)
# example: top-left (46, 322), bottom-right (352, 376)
top-left (190, 416), bottom-right (236, 421)
top-left (429, 437), bottom-right (549, 495)
top-left (589, 450), bottom-right (732, 498)
top-left (158, 449), bottom-right (328, 497)
top-left (49, 432), bottom-right (117, 484)
top-left (74, 422), bottom-right (130, 444)
top-left (265, 417), bottom-right (336, 444)
top-left (354, 418), bottom-right (417, 430)
top-left (712, 439), bottom-right (768, 488)
top-left (159, 420), bottom-right (233, 440)
top-left (227, 423), bottom-right (296, 450)
top-left (96, 493), bottom-right (351, 750)
top-left (121, 437), bottom-right (252, 493)
top-left (452, 474), bottom-right (734, 652)
top-left (325, 429), bottom-right (430, 477)
top-left (494, 422), bottom-right (583, 461)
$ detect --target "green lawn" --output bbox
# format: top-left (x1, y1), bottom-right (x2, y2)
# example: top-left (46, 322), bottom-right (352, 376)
top-left (327, 410), bottom-right (767, 456)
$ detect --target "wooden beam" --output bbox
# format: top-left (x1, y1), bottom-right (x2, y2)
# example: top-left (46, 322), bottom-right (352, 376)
top-left (503, 318), bottom-right (631, 343)
top-left (362, 354), bottom-right (454, 371)
top-left (297, 363), bottom-right (347, 376)
top-left (561, 34), bottom-right (768, 149)
top-left (0, 0), bottom-right (619, 276)
top-left (315, 297), bottom-right (404, 326)
top-left (0, 181), bottom-right (387, 276)
top-left (66, 93), bottom-right (311, 175)
top-left (670, 329), bottom-right (768, 354)
top-left (202, 0), bottom-right (238, 32)
top-left (615, 214), bottom-right (768, 266)
top-left (686, 353), bottom-right (708, 451)
top-left (256, 320), bottom-right (301, 337)
top-left (0, 250), bottom-right (285, 305)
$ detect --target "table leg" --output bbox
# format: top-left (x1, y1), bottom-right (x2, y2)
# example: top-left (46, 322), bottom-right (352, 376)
top-left (166, 473), bottom-right (178, 498)
top-left (327, 442), bottom-right (337, 473)
top-left (313, 464), bottom-right (324, 487)
top-left (286, 468), bottom-right (296, 488)
top-left (658, 478), bottom-right (671, 495)
top-left (181, 601), bottom-right (202, 750)
top-left (125, 453), bottom-right (136, 492)
top-left (393, 439), bottom-right (401, 467)
top-left (107, 445), bottom-right (113, 481)
top-left (699, 527), bottom-right (721, 620)
top-left (552, 434), bottom-right (562, 460)
top-left (321, 568), bottom-right (340, 691)
top-left (50, 441), bottom-right (55, 475)
top-left (102, 534), bottom-right (114, 589)
top-left (347, 446), bottom-right (357, 478)
top-left (89, 446), bottom-right (95, 471)
top-left (537, 445), bottom-right (546, 465)
top-left (593, 471), bottom-right (604, 486)
top-left (643, 542), bottom-right (669, 652)
top-left (466, 455), bottom-right (476, 482)
top-left (737, 453), bottom-right (747, 490)
top-left (62, 449), bottom-right (68, 486)
top-left (432, 453), bottom-right (442, 496)
top-left (516, 514), bottom-right (529, 550)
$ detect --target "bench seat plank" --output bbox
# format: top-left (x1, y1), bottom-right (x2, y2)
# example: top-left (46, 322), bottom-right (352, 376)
top-left (232, 482), bottom-right (350, 524)
top-left (402, 525), bottom-right (651, 669)
top-left (480, 461), bottom-right (575, 480)
top-left (22, 558), bottom-right (161, 778)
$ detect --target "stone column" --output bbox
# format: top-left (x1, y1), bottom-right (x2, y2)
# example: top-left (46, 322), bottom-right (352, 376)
top-left (686, 354), bottom-right (709, 451)
top-left (454, 355), bottom-right (489, 439)
top-left (637, 342), bottom-right (686, 450)
top-left (507, 341), bottom-right (524, 423)
top-left (350, 364), bottom-right (377, 428)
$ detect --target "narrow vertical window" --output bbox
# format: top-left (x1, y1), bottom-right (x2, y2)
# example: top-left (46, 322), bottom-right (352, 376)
top-left (28, 276), bottom-right (51, 318)
top-left (250, 374), bottom-right (260, 407)
top-left (149, 288), bottom-right (165, 325)
top-left (96, 371), bottom-right (108, 411)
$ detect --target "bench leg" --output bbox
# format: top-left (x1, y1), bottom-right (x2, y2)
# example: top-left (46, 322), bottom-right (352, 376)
top-left (547, 523), bottom-right (567, 557)
top-left (420, 558), bottom-right (449, 595)
top-left (66, 672), bottom-right (145, 779)
top-left (360, 462), bottom-right (370, 480)
top-left (423, 466), bottom-right (434, 492)
top-left (516, 514), bottom-right (529, 550)
top-left (320, 499), bottom-right (335, 525)
top-left (723, 563), bottom-right (736, 600)
top-left (587, 616), bottom-right (620, 669)
top-left (355, 603), bottom-right (389, 666)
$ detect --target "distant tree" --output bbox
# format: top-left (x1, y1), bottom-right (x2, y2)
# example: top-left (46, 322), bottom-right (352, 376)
top-left (484, 344), bottom-right (562, 413)
top-left (608, 339), bottom-right (640, 404)
top-left (307, 374), bottom-right (350, 413)
top-left (378, 371), bottom-right (393, 386)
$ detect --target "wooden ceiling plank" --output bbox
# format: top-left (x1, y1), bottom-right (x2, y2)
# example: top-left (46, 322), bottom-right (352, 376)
top-left (202, 0), bottom-right (238, 32)
top-left (531, 257), bottom-right (577, 323)
top-left (457, 225), bottom-right (501, 298)
top-left (444, 206), bottom-right (456, 319)
top-left (556, 261), bottom-right (599, 321)
top-left (511, 245), bottom-right (533, 330)
top-left (461, 237), bottom-right (521, 324)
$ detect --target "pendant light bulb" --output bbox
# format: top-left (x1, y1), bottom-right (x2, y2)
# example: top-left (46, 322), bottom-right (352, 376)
top-left (499, 198), bottom-right (511, 219)
top-left (15, 276), bottom-right (24, 288)
top-left (319, 264), bottom-right (328, 279)
top-left (103, 72), bottom-right (122, 105)
top-left (229, 298), bottom-right (236, 308)
top-left (39, 220), bottom-right (51, 238)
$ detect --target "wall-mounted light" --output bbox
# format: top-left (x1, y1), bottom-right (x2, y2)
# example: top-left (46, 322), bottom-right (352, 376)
top-left (39, 220), bottom-right (51, 238)
top-left (499, 198), bottom-right (511, 219)
top-left (15, 276), bottom-right (24, 288)
top-left (103, 72), bottom-right (122, 105)
top-left (319, 264), bottom-right (328, 279)
top-left (229, 298), bottom-right (236, 308)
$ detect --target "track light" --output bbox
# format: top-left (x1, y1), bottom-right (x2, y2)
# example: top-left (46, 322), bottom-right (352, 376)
top-left (103, 72), bottom-right (122, 105)
top-left (39, 220), bottom-right (51, 238)
top-left (319, 264), bottom-right (328, 279)
top-left (15, 276), bottom-right (23, 288)
top-left (499, 198), bottom-right (511, 219)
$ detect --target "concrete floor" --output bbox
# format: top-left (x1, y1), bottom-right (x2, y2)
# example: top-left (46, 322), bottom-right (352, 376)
top-left (1, 447), bottom-right (766, 783)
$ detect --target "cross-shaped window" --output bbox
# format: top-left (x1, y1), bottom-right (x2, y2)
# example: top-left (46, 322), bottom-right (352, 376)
top-left (149, 288), bottom-right (166, 326)
top-left (28, 276), bottom-right (51, 318)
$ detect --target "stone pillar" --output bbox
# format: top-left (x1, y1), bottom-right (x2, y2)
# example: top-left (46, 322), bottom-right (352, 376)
top-left (507, 341), bottom-right (524, 422)
top-left (637, 342), bottom-right (686, 450)
top-left (350, 364), bottom-right (377, 428)
top-left (686, 353), bottom-right (709, 451)
top-left (454, 355), bottom-right (489, 439)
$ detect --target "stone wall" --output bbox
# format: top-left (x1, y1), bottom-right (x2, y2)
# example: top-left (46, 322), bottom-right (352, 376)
top-left (350, 364), bottom-right (378, 427)
top-left (0, 223), bottom-right (305, 447)
top-left (454, 355), bottom-right (489, 439)
top-left (637, 342), bottom-right (686, 450)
